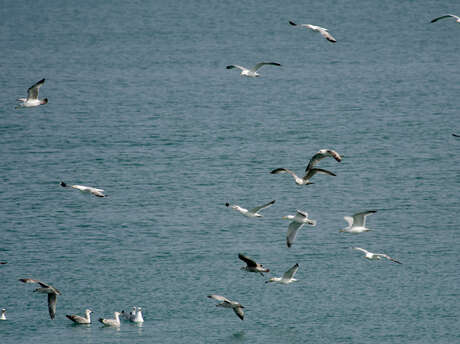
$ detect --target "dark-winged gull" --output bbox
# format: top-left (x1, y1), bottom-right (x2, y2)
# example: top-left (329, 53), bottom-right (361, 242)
top-left (340, 210), bottom-right (377, 233)
top-left (238, 253), bottom-right (270, 275)
top-left (16, 79), bottom-right (48, 107)
top-left (266, 263), bottom-right (299, 284)
top-left (353, 247), bottom-right (402, 264)
top-left (226, 62), bottom-right (281, 77)
top-left (19, 278), bottom-right (61, 319)
top-left (283, 210), bottom-right (316, 248)
top-left (207, 295), bottom-right (244, 320)
top-left (225, 200), bottom-right (275, 218)
top-left (66, 309), bottom-right (93, 324)
top-left (289, 21), bottom-right (337, 42)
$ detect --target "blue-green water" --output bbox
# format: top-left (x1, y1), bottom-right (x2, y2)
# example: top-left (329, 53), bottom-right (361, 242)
top-left (1, 0), bottom-right (459, 343)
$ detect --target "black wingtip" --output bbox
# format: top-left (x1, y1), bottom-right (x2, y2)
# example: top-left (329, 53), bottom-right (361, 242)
top-left (289, 21), bottom-right (297, 26)
top-left (226, 65), bottom-right (233, 69)
top-left (225, 203), bottom-right (230, 207)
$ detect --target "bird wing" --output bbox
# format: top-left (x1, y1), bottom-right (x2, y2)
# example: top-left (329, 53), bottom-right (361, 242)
top-left (431, 14), bottom-right (459, 22)
top-left (208, 294), bottom-right (231, 303)
top-left (251, 62), bottom-right (281, 72)
top-left (90, 189), bottom-right (105, 197)
top-left (249, 200), bottom-right (275, 214)
top-left (377, 254), bottom-right (402, 264)
top-left (304, 168), bottom-right (336, 180)
top-left (294, 210), bottom-right (307, 221)
top-left (233, 306), bottom-right (244, 320)
top-left (282, 263), bottom-right (299, 280)
top-left (305, 149), bottom-right (342, 171)
top-left (238, 253), bottom-right (258, 267)
top-left (48, 293), bottom-right (57, 319)
top-left (319, 29), bottom-right (336, 42)
top-left (344, 216), bottom-right (354, 227)
top-left (19, 278), bottom-right (40, 284)
top-left (27, 79), bottom-right (45, 100)
top-left (286, 222), bottom-right (303, 248)
top-left (271, 168), bottom-right (299, 179)
top-left (226, 65), bottom-right (246, 72)
top-left (353, 247), bottom-right (369, 255)
top-left (66, 314), bottom-right (85, 323)
top-left (352, 210), bottom-right (376, 227)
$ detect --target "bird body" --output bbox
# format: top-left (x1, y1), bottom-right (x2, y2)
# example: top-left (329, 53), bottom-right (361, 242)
top-left (99, 312), bottom-right (121, 327)
top-left (131, 307), bottom-right (144, 323)
top-left (289, 21), bottom-right (337, 42)
top-left (0, 309), bottom-right (6, 320)
top-left (266, 263), bottom-right (299, 284)
top-left (208, 295), bottom-right (244, 320)
top-left (340, 211), bottom-right (376, 233)
top-left (353, 247), bottom-right (402, 264)
top-left (225, 200), bottom-right (275, 218)
top-left (283, 210), bottom-right (316, 247)
top-left (66, 309), bottom-right (92, 324)
top-left (17, 79), bottom-right (48, 107)
top-left (60, 181), bottom-right (105, 197)
top-left (238, 253), bottom-right (270, 275)
top-left (226, 62), bottom-right (281, 77)
top-left (19, 278), bottom-right (61, 319)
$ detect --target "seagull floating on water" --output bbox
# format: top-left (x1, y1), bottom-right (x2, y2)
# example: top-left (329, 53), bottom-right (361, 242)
top-left (16, 79), bottom-right (48, 107)
top-left (431, 14), bottom-right (460, 23)
top-left (289, 21), bottom-right (337, 43)
top-left (121, 306), bottom-right (136, 321)
top-left (283, 210), bottom-right (316, 248)
top-left (226, 62), bottom-right (281, 77)
top-left (0, 309), bottom-right (6, 320)
top-left (66, 309), bottom-right (93, 324)
top-left (271, 149), bottom-right (341, 185)
top-left (238, 253), bottom-right (270, 276)
top-left (266, 263), bottom-right (299, 284)
top-left (340, 210), bottom-right (376, 233)
top-left (99, 312), bottom-right (121, 327)
top-left (225, 200), bottom-right (275, 218)
top-left (131, 307), bottom-right (144, 323)
top-left (19, 278), bottom-right (61, 319)
top-left (353, 247), bottom-right (402, 264)
top-left (60, 181), bottom-right (106, 197)
top-left (207, 295), bottom-right (245, 320)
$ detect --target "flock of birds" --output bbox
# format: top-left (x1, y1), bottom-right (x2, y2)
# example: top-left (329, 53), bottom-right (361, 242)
top-left (2, 13), bottom-right (458, 325)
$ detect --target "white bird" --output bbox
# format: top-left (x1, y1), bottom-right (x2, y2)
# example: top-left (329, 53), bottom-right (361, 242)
top-left (0, 309), bottom-right (6, 320)
top-left (121, 306), bottom-right (136, 321)
top-left (238, 253), bottom-right (270, 275)
top-left (340, 210), bottom-right (377, 233)
top-left (353, 247), bottom-right (402, 264)
top-left (16, 79), bottom-right (48, 107)
top-left (225, 200), bottom-right (275, 218)
top-left (66, 309), bottom-right (93, 324)
top-left (431, 14), bottom-right (460, 23)
top-left (19, 278), bottom-right (61, 319)
top-left (131, 307), bottom-right (144, 323)
top-left (289, 21), bottom-right (337, 43)
top-left (226, 62), bottom-right (281, 77)
top-left (60, 181), bottom-right (106, 197)
top-left (207, 295), bottom-right (245, 320)
top-left (266, 263), bottom-right (299, 284)
top-left (271, 149), bottom-right (341, 185)
top-left (99, 312), bottom-right (121, 327)
top-left (282, 210), bottom-right (317, 248)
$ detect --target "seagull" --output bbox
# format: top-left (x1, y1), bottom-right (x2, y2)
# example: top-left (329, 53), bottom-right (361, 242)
top-left (266, 263), bottom-right (299, 284)
top-left (226, 62), bottom-right (281, 77)
top-left (225, 200), bottom-right (275, 218)
top-left (66, 309), bottom-right (93, 324)
top-left (289, 21), bottom-right (337, 43)
top-left (283, 210), bottom-right (317, 248)
top-left (60, 181), bottom-right (106, 197)
top-left (19, 278), bottom-right (61, 319)
top-left (16, 79), bottom-right (48, 107)
top-left (238, 253), bottom-right (270, 275)
top-left (131, 307), bottom-right (144, 323)
top-left (353, 247), bottom-right (402, 264)
top-left (99, 312), bottom-right (121, 327)
top-left (340, 210), bottom-right (377, 233)
top-left (207, 295), bottom-right (244, 320)
top-left (271, 149), bottom-right (341, 185)
top-left (431, 14), bottom-right (460, 23)
top-left (0, 309), bottom-right (6, 320)
top-left (121, 306), bottom-right (137, 321)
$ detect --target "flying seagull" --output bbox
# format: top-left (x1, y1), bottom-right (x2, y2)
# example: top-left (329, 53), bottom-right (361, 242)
top-left (66, 309), bottom-right (93, 324)
top-left (431, 14), bottom-right (460, 23)
top-left (19, 278), bottom-right (61, 319)
top-left (283, 210), bottom-right (316, 248)
top-left (99, 312), bottom-right (121, 327)
top-left (0, 309), bottom-right (6, 320)
top-left (238, 253), bottom-right (270, 275)
top-left (60, 181), bottom-right (106, 197)
top-left (353, 247), bottom-right (402, 264)
top-left (16, 79), bottom-right (48, 107)
top-left (207, 295), bottom-right (245, 320)
top-left (289, 21), bottom-right (337, 43)
top-left (226, 62), bottom-right (281, 77)
top-left (340, 210), bottom-right (377, 233)
top-left (225, 200), bottom-right (275, 218)
top-left (271, 149), bottom-right (341, 185)
top-left (266, 263), bottom-right (299, 284)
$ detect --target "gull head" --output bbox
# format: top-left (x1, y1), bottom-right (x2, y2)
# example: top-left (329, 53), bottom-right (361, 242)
top-left (41, 98), bottom-right (49, 105)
